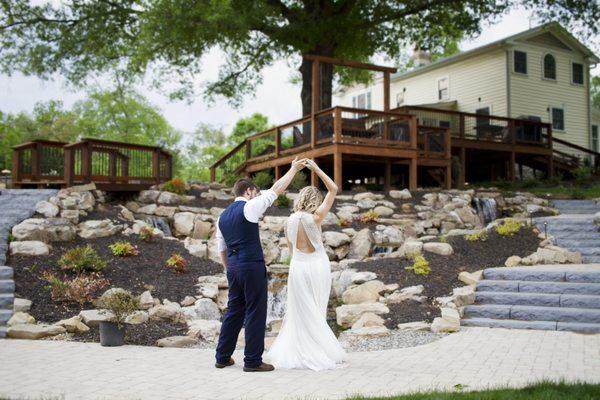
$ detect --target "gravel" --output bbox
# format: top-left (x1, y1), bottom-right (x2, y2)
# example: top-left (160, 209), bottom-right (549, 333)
top-left (341, 330), bottom-right (448, 353)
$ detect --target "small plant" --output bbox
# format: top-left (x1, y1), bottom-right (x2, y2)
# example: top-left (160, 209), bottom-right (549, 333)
top-left (42, 271), bottom-right (109, 305)
top-left (7, 233), bottom-right (15, 242)
top-left (405, 255), bottom-right (431, 275)
top-left (338, 217), bottom-right (351, 227)
top-left (274, 193), bottom-right (290, 208)
top-left (495, 218), bottom-right (522, 236)
top-left (97, 290), bottom-right (140, 328)
top-left (570, 188), bottom-right (586, 199)
top-left (290, 171), bottom-right (308, 191)
top-left (360, 210), bottom-right (379, 223)
top-left (139, 224), bottom-right (156, 242)
top-left (252, 171), bottom-right (273, 188)
top-left (464, 230), bottom-right (488, 242)
top-left (166, 253), bottom-right (188, 273)
top-left (162, 178), bottom-right (186, 195)
top-left (59, 245), bottom-right (106, 273)
top-left (573, 166), bottom-right (592, 184)
top-left (109, 241), bottom-right (139, 257)
top-left (520, 178), bottom-right (540, 189)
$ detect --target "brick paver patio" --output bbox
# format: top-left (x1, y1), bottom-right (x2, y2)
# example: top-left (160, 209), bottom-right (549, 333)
top-left (0, 327), bottom-right (599, 400)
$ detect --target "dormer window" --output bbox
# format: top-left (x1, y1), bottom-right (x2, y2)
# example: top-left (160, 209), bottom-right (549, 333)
top-left (543, 54), bottom-right (556, 80)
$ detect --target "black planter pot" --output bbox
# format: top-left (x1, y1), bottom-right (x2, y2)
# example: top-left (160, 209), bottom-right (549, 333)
top-left (99, 321), bottom-right (126, 346)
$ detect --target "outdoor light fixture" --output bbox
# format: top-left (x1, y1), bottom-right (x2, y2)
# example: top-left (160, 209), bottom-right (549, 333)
top-left (544, 221), bottom-right (548, 239)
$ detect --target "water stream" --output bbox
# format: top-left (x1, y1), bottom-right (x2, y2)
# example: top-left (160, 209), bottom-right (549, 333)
top-left (473, 197), bottom-right (497, 225)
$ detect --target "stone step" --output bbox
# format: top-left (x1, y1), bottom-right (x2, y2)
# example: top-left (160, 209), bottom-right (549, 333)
top-left (462, 318), bottom-right (600, 333)
top-left (558, 240), bottom-right (600, 248)
top-left (482, 266), bottom-right (600, 283)
top-left (0, 309), bottom-right (12, 324)
top-left (0, 326), bottom-right (6, 338)
top-left (0, 279), bottom-right (15, 293)
top-left (475, 291), bottom-right (600, 308)
top-left (463, 304), bottom-right (600, 323)
top-left (477, 280), bottom-right (600, 295)
top-left (0, 293), bottom-right (14, 310)
top-left (0, 266), bottom-right (13, 280)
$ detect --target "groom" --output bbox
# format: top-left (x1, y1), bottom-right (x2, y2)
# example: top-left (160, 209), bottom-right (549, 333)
top-left (214, 157), bottom-right (307, 372)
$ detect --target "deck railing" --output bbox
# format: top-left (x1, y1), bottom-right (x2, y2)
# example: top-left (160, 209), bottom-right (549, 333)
top-left (12, 138), bottom-right (172, 189)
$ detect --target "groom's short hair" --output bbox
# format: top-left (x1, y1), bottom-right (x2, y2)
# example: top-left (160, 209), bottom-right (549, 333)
top-left (233, 178), bottom-right (258, 197)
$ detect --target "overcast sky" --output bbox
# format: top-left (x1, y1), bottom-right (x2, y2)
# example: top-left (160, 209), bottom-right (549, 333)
top-left (0, 7), bottom-right (597, 137)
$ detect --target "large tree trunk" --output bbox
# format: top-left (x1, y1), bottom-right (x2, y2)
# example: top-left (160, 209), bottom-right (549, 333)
top-left (300, 54), bottom-right (334, 117)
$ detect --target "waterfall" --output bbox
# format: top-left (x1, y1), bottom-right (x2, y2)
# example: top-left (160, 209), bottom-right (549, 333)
top-left (372, 245), bottom-right (399, 255)
top-left (473, 197), bottom-right (497, 225)
top-left (142, 216), bottom-right (172, 237)
top-left (267, 278), bottom-right (288, 324)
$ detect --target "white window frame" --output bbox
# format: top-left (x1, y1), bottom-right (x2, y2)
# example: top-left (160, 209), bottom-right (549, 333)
top-left (549, 106), bottom-right (565, 132)
top-left (542, 53), bottom-right (557, 81)
top-left (513, 50), bottom-right (528, 75)
top-left (396, 90), bottom-right (405, 107)
top-left (475, 105), bottom-right (492, 127)
top-left (570, 61), bottom-right (584, 86)
top-left (592, 125), bottom-right (599, 152)
top-left (437, 76), bottom-right (450, 101)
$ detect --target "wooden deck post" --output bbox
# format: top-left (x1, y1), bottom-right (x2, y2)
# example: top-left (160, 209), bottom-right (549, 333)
top-left (383, 72), bottom-right (390, 112)
top-left (108, 151), bottom-right (117, 183)
top-left (408, 157), bottom-right (417, 191)
top-left (275, 165), bottom-right (282, 180)
top-left (310, 59), bottom-right (320, 149)
top-left (11, 148), bottom-right (20, 188)
top-left (31, 142), bottom-right (40, 182)
top-left (459, 147), bottom-right (466, 188)
top-left (152, 149), bottom-right (160, 184)
top-left (547, 154), bottom-right (554, 178)
top-left (81, 142), bottom-right (92, 184)
top-left (384, 158), bottom-right (391, 191)
top-left (459, 114), bottom-right (465, 139)
top-left (509, 151), bottom-right (516, 182)
top-left (409, 116), bottom-right (417, 149)
top-left (210, 167), bottom-right (216, 182)
top-left (63, 148), bottom-right (73, 187)
top-left (275, 128), bottom-right (281, 157)
top-left (245, 140), bottom-right (252, 161)
top-left (333, 107), bottom-right (342, 143)
top-left (445, 165), bottom-right (452, 189)
top-left (334, 150), bottom-right (342, 190)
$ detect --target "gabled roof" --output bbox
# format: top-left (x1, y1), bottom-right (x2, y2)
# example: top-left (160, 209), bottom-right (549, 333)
top-left (390, 22), bottom-right (599, 82)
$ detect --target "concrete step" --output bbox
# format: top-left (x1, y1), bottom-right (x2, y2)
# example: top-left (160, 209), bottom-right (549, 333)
top-left (0, 309), bottom-right (12, 324)
top-left (462, 318), bottom-right (600, 333)
top-left (0, 326), bottom-right (6, 338)
top-left (482, 266), bottom-right (600, 283)
top-left (558, 239), bottom-right (600, 248)
top-left (0, 293), bottom-right (14, 310)
top-left (475, 291), bottom-right (600, 308)
top-left (463, 304), bottom-right (600, 323)
top-left (0, 266), bottom-right (13, 280)
top-left (0, 279), bottom-right (15, 293)
top-left (477, 280), bottom-right (600, 295)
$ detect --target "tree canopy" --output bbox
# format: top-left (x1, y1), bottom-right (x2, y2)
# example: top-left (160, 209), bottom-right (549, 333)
top-left (2, 1), bottom-right (598, 116)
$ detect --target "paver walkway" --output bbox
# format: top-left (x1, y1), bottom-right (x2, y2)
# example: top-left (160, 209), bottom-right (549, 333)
top-left (0, 327), bottom-right (599, 400)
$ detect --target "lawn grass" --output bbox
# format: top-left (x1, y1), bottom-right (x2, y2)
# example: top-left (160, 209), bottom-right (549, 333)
top-left (346, 381), bottom-right (600, 400)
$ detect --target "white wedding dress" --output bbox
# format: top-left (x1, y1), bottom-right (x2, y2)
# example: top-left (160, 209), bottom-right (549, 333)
top-left (267, 211), bottom-right (347, 371)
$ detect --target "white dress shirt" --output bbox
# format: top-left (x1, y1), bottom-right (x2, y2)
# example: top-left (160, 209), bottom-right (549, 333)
top-left (215, 189), bottom-right (277, 252)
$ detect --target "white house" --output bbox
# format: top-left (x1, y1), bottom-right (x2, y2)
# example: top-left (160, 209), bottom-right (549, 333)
top-left (338, 22), bottom-right (599, 153)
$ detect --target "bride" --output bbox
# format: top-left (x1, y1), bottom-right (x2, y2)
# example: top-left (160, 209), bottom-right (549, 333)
top-left (267, 159), bottom-right (347, 371)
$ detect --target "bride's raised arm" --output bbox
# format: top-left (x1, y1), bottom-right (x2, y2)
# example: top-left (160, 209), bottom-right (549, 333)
top-left (306, 159), bottom-right (338, 224)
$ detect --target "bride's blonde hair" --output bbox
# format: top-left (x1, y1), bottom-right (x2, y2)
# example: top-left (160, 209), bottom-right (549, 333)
top-left (294, 186), bottom-right (323, 214)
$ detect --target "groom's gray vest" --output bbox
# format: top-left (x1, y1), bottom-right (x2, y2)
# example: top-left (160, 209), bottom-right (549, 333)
top-left (218, 200), bottom-right (264, 266)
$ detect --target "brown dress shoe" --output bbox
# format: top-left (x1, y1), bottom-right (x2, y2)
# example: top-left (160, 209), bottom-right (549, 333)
top-left (215, 358), bottom-right (235, 369)
top-left (243, 362), bottom-right (275, 372)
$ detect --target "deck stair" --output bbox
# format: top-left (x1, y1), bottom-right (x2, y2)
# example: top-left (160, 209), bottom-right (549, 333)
top-left (462, 265), bottom-right (600, 333)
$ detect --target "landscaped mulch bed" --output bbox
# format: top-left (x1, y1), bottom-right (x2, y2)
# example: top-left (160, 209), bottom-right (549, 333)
top-left (10, 234), bottom-right (222, 324)
top-left (351, 227), bottom-right (541, 328)
top-left (69, 320), bottom-right (190, 346)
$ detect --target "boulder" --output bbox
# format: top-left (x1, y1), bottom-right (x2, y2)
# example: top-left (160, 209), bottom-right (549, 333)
top-left (198, 282), bottom-right (219, 300)
top-left (60, 209), bottom-right (80, 224)
top-left (35, 201), bottom-right (59, 218)
top-left (261, 216), bottom-right (287, 233)
top-left (594, 211), bottom-right (600, 226)
top-left (78, 220), bottom-right (122, 239)
top-left (174, 212), bottom-right (196, 236)
top-left (9, 241), bottom-right (50, 256)
top-left (13, 298), bottom-right (32, 313)
top-left (192, 220), bottom-right (212, 240)
top-left (139, 291), bottom-right (155, 310)
top-left (187, 319), bottom-right (222, 342)
top-left (53, 316), bottom-right (89, 333)
top-left (340, 326), bottom-right (390, 338)
top-left (125, 310), bottom-right (149, 325)
top-left (137, 204), bottom-right (157, 215)
top-left (505, 255), bottom-right (522, 267)
top-left (389, 189), bottom-right (411, 200)
top-left (331, 268), bottom-right (357, 297)
top-left (322, 212), bottom-right (339, 226)
top-left (335, 302), bottom-right (389, 328)
top-left (12, 218), bottom-right (76, 242)
top-left (79, 309), bottom-right (115, 326)
top-left (8, 311), bottom-right (35, 326)
top-left (423, 242), bottom-right (453, 256)
top-left (401, 240), bottom-right (423, 257)
top-left (351, 312), bottom-right (385, 329)
top-left (322, 231), bottom-right (351, 248)
top-left (353, 192), bottom-right (380, 201)
top-left (149, 300), bottom-right (184, 323)
top-left (198, 275), bottom-right (228, 289)
top-left (157, 336), bottom-right (197, 348)
top-left (521, 246), bottom-right (582, 265)
top-left (181, 298), bottom-right (221, 321)
top-left (357, 198), bottom-right (377, 209)
top-left (8, 323), bottom-right (66, 339)
top-left (385, 285), bottom-right (425, 304)
top-left (397, 321), bottom-right (431, 331)
top-left (458, 270), bottom-right (483, 285)
top-left (452, 286), bottom-right (476, 307)
top-left (183, 238), bottom-right (208, 259)
top-left (373, 206), bottom-right (394, 217)
top-left (351, 271), bottom-right (377, 284)
top-left (137, 190), bottom-right (160, 203)
top-left (342, 280), bottom-right (385, 304)
top-left (348, 228), bottom-right (373, 260)
top-left (158, 191), bottom-right (183, 205)
top-left (155, 206), bottom-right (177, 218)
top-left (430, 307), bottom-right (460, 333)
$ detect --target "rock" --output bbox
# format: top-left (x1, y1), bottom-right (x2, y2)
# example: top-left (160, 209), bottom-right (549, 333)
top-left (386, 285), bottom-right (425, 304)
top-left (322, 231), bottom-right (351, 248)
top-left (397, 321), bottom-right (431, 331)
top-left (198, 282), bottom-right (219, 300)
top-left (8, 311), bottom-right (35, 326)
top-left (187, 319), bottom-right (222, 342)
top-left (342, 280), bottom-right (386, 304)
top-left (521, 246), bottom-right (582, 265)
top-left (216, 289), bottom-right (229, 311)
top-left (389, 189), bottom-right (411, 199)
top-left (373, 206), bottom-right (394, 217)
top-left (331, 268), bottom-right (357, 297)
top-left (183, 238), bottom-right (208, 259)
top-left (149, 300), bottom-right (184, 322)
top-left (158, 191), bottom-right (183, 205)
top-left (60, 209), bottom-right (80, 224)
top-left (357, 198), bottom-right (377, 209)
top-left (430, 317), bottom-right (460, 333)
top-left (12, 218), bottom-right (76, 242)
top-left (35, 201), bottom-right (59, 218)
top-left (351, 271), bottom-right (377, 284)
top-left (351, 312), bottom-right (385, 329)
top-left (452, 286), bottom-right (476, 307)
top-left (335, 302), bottom-right (389, 328)
top-left (137, 190), bottom-right (160, 203)
top-left (78, 220), bottom-right (122, 239)
top-left (7, 324), bottom-right (66, 339)
top-left (348, 228), bottom-right (373, 259)
top-left (353, 192), bottom-right (380, 201)
top-left (174, 212), bottom-right (196, 236)
top-left (137, 204), bottom-right (157, 215)
top-left (458, 270), bottom-right (483, 285)
top-left (337, 205), bottom-right (360, 220)
top-left (157, 336), bottom-right (197, 348)
top-left (79, 309), bottom-right (115, 326)
top-left (198, 275), bottom-right (228, 289)
top-left (54, 316), bottom-right (89, 333)
top-left (181, 298), bottom-right (221, 321)
top-left (65, 183), bottom-right (97, 193)
top-left (125, 310), bottom-right (149, 325)
top-left (401, 240), bottom-right (423, 257)
top-left (322, 212), bottom-right (339, 226)
top-left (13, 298), bottom-right (32, 313)
top-left (9, 241), bottom-right (50, 256)
top-left (139, 291), bottom-right (155, 310)
top-left (155, 206), bottom-right (177, 218)
top-left (192, 220), bottom-right (212, 240)
top-left (441, 307), bottom-right (460, 325)
top-left (341, 326), bottom-right (390, 338)
top-left (594, 211), bottom-right (600, 226)
top-left (505, 255), bottom-right (522, 267)
top-left (423, 242), bottom-right (453, 256)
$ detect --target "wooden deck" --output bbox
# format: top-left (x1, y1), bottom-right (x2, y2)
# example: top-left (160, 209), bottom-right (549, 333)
top-left (12, 138), bottom-right (172, 191)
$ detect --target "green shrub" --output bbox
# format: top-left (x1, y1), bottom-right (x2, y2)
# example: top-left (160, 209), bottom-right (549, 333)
top-left (109, 241), bottom-right (139, 257)
top-left (42, 271), bottom-right (109, 305)
top-left (97, 290), bottom-right (140, 328)
top-left (166, 253), bottom-right (188, 273)
top-left (495, 218), bottom-right (522, 236)
top-left (520, 178), bottom-right (540, 189)
top-left (405, 255), bottom-right (431, 275)
top-left (139, 225), bottom-right (156, 242)
top-left (360, 210), bottom-right (378, 223)
top-left (162, 178), bottom-right (186, 194)
top-left (59, 245), bottom-right (106, 273)
top-left (274, 193), bottom-right (290, 208)
top-left (570, 188), bottom-right (586, 199)
top-left (7, 233), bottom-right (15, 242)
top-left (464, 230), bottom-right (488, 242)
top-left (290, 171), bottom-right (308, 191)
top-left (253, 171), bottom-right (274, 188)
top-left (573, 167), bottom-right (592, 184)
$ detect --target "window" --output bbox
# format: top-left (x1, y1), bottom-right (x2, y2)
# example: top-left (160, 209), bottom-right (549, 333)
top-left (396, 91), bottom-right (404, 107)
top-left (352, 92), bottom-right (371, 109)
top-left (551, 107), bottom-right (564, 131)
top-left (476, 107), bottom-right (491, 127)
top-left (422, 117), bottom-right (438, 127)
top-left (439, 120), bottom-right (451, 128)
top-left (514, 51), bottom-right (527, 74)
top-left (572, 62), bottom-right (584, 85)
top-left (543, 54), bottom-right (556, 80)
top-left (593, 125), bottom-right (599, 152)
top-left (437, 77), bottom-right (449, 100)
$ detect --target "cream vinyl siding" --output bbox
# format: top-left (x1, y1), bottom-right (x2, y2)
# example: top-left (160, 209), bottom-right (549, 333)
top-left (508, 42), bottom-right (590, 148)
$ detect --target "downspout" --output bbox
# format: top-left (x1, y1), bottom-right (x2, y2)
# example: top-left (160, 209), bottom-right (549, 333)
top-left (505, 47), bottom-right (511, 118)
